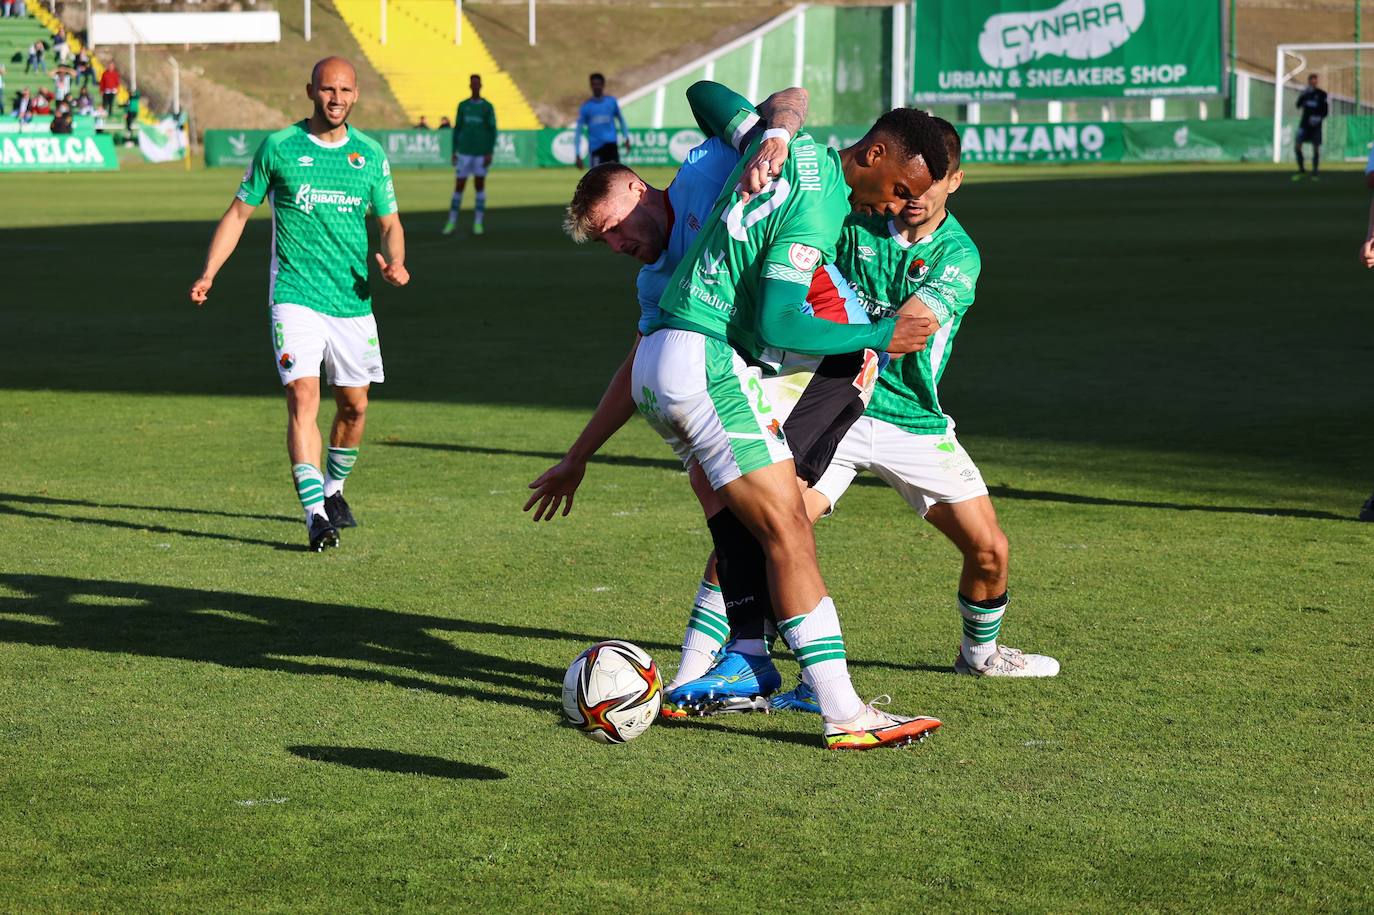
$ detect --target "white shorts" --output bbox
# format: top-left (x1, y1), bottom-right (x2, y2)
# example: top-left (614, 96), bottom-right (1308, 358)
top-left (454, 154), bottom-right (489, 179)
top-left (270, 302), bottom-right (384, 387)
top-left (813, 415), bottom-right (988, 517)
top-left (631, 329), bottom-right (792, 491)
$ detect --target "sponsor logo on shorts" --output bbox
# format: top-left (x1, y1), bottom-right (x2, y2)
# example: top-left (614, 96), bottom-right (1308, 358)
top-left (367, 336), bottom-right (378, 347)
top-left (279, 352), bottom-right (295, 370)
top-left (348, 151), bottom-right (366, 169)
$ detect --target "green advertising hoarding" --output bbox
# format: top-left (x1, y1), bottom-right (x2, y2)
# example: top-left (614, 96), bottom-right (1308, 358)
top-left (913, 0), bottom-right (1222, 102)
top-left (205, 119), bottom-right (1274, 171)
top-left (535, 127), bottom-right (709, 168)
top-left (0, 133), bottom-right (119, 171)
top-left (206, 128), bottom-right (541, 169)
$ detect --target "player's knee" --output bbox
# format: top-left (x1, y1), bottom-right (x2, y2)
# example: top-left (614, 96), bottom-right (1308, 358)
top-left (756, 505), bottom-right (815, 555)
top-left (968, 526), bottom-right (1009, 576)
top-left (337, 397), bottom-right (367, 423)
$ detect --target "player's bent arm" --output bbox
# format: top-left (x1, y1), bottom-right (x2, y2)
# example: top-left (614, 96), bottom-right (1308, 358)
top-left (757, 276), bottom-right (897, 355)
top-left (524, 335), bottom-right (640, 521)
top-left (190, 198), bottom-right (255, 304)
top-left (755, 87), bottom-right (808, 139)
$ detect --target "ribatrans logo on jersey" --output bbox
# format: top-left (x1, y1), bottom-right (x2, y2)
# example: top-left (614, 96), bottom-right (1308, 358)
top-left (979, 0), bottom-right (1145, 69)
top-left (293, 183), bottom-right (364, 214)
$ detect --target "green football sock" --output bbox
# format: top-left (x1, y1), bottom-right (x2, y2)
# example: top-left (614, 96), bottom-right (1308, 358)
top-left (292, 463), bottom-right (327, 521)
top-left (324, 447), bottom-right (358, 497)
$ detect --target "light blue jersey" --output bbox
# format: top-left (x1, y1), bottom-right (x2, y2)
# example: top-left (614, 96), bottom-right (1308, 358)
top-left (636, 136), bottom-right (739, 334)
top-left (577, 95), bottom-right (627, 151)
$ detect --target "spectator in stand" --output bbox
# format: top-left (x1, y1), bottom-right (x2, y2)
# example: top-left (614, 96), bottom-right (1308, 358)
top-left (52, 67), bottom-right (72, 101)
top-left (26, 41), bottom-right (47, 75)
top-left (124, 88), bottom-right (140, 142)
top-left (99, 60), bottom-right (120, 118)
top-left (53, 30), bottom-right (71, 67)
top-left (75, 87), bottom-right (93, 115)
top-left (12, 88), bottom-right (31, 122)
top-left (31, 89), bottom-right (51, 116)
top-left (416, 115), bottom-right (431, 129)
top-left (75, 47), bottom-right (91, 89)
top-left (439, 115), bottom-right (451, 129)
top-left (0, 67), bottom-right (5, 108)
top-left (2, 1), bottom-right (12, 17)
top-left (51, 103), bottom-right (72, 134)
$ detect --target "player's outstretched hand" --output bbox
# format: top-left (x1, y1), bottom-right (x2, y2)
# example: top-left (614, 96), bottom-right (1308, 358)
top-left (1360, 238), bottom-right (1374, 268)
top-left (375, 253), bottom-right (410, 287)
top-left (737, 135), bottom-right (789, 203)
top-left (886, 312), bottom-right (936, 356)
top-left (524, 458), bottom-right (586, 521)
top-left (189, 275), bottom-right (213, 306)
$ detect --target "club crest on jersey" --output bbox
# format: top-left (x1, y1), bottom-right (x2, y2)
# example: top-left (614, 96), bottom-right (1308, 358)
top-left (908, 257), bottom-right (929, 279)
top-left (348, 151), bottom-right (366, 169)
top-left (788, 243), bottom-right (820, 272)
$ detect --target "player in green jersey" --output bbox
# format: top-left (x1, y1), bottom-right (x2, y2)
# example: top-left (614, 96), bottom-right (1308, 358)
top-left (189, 57), bottom-right (409, 552)
top-left (444, 74), bottom-right (497, 237)
top-left (634, 82), bottom-right (950, 750)
top-left (791, 117), bottom-right (1059, 688)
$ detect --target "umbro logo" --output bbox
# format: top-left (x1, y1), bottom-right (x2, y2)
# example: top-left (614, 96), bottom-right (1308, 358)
top-left (858, 245), bottom-right (876, 261)
top-left (297, 155), bottom-right (314, 167)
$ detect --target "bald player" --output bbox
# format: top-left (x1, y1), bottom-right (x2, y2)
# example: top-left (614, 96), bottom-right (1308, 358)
top-left (189, 57), bottom-right (410, 551)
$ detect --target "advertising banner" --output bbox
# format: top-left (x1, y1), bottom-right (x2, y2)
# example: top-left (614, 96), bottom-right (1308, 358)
top-left (1120, 118), bottom-right (1270, 162)
top-left (913, 0), bottom-right (1223, 102)
top-left (0, 133), bottom-right (119, 171)
top-left (0, 116), bottom-right (98, 136)
top-left (536, 127), bottom-right (708, 168)
top-left (958, 120), bottom-right (1124, 163)
top-left (207, 128), bottom-right (536, 169)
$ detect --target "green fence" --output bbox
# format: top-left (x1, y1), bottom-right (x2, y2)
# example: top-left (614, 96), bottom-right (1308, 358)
top-left (206, 120), bottom-right (1278, 170)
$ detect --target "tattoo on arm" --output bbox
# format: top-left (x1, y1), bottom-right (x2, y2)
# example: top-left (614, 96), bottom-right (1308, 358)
top-left (756, 87), bottom-right (809, 138)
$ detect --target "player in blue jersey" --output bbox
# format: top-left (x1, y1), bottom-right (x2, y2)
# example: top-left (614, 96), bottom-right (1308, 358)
top-left (575, 73), bottom-right (629, 169)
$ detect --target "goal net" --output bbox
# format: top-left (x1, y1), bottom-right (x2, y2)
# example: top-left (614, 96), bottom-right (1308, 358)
top-left (1272, 43), bottom-right (1374, 163)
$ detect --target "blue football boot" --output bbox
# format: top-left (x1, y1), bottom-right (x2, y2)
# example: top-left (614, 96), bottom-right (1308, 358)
top-left (664, 649), bottom-right (782, 716)
top-left (769, 679), bottom-right (821, 714)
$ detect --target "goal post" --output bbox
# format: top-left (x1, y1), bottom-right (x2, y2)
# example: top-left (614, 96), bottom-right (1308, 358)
top-left (1272, 42), bottom-right (1374, 164)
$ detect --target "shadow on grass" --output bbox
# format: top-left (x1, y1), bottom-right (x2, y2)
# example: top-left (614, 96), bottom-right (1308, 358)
top-left (288, 745), bottom-right (507, 780)
top-left (0, 492), bottom-right (304, 551)
top-left (0, 572), bottom-right (946, 734)
top-left (0, 491), bottom-right (298, 524)
top-left (382, 441), bottom-right (1354, 521)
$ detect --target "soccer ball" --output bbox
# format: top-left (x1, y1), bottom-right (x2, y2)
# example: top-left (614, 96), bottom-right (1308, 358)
top-left (562, 640), bottom-right (662, 744)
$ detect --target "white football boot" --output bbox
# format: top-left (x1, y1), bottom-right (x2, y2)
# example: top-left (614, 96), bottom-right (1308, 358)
top-left (955, 644), bottom-right (1060, 678)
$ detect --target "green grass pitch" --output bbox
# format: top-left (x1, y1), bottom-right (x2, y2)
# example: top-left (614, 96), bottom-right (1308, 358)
top-left (1, 161), bottom-right (1371, 911)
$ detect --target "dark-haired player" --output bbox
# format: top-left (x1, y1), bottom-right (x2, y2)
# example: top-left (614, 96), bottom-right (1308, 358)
top-left (530, 84), bottom-right (906, 706)
top-left (575, 73), bottom-right (628, 169)
top-left (634, 88), bottom-right (951, 749)
top-left (772, 119), bottom-right (1058, 713)
top-left (1294, 73), bottom-right (1328, 180)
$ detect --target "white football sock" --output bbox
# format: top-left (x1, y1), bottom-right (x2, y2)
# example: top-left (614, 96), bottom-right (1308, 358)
top-left (778, 597), bottom-right (865, 723)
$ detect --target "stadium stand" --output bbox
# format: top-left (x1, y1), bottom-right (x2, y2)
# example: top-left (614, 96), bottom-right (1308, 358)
top-left (1, 13), bottom-right (57, 105)
top-left (331, 0), bottom-right (540, 129)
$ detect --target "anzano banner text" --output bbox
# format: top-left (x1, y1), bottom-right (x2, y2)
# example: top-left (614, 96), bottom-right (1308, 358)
top-left (913, 0), bottom-right (1222, 102)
